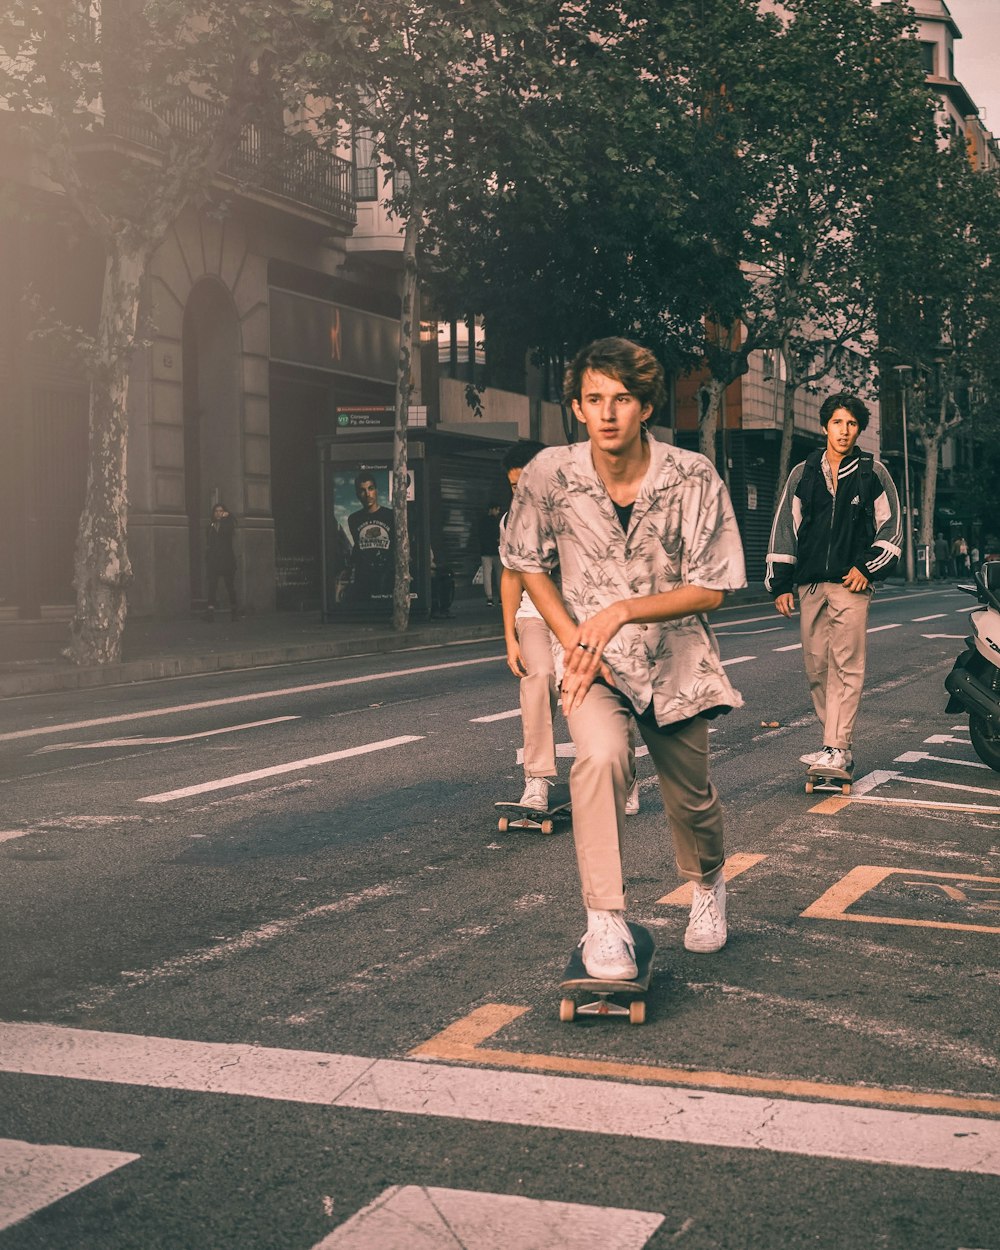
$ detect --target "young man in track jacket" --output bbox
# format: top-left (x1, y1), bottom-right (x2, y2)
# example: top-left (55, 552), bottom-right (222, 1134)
top-left (766, 393), bottom-right (902, 775)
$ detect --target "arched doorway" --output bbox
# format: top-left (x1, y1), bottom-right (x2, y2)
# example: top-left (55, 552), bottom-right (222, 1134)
top-left (182, 279), bottom-right (242, 606)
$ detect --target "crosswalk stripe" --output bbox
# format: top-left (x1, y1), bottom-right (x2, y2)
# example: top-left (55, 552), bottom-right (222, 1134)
top-left (313, 1186), bottom-right (664, 1249)
top-left (0, 1138), bottom-right (139, 1231)
top-left (1, 1022), bottom-right (998, 1176)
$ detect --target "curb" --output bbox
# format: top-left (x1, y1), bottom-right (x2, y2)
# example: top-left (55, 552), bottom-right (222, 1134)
top-left (0, 623), bottom-right (506, 699)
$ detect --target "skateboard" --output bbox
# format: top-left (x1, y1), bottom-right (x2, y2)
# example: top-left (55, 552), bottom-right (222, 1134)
top-left (559, 922), bottom-right (654, 1025)
top-left (495, 786), bottom-right (571, 835)
top-left (805, 763), bottom-right (853, 795)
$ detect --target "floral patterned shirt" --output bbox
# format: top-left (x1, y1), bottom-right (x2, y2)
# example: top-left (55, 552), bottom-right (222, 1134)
top-left (500, 437), bottom-right (747, 726)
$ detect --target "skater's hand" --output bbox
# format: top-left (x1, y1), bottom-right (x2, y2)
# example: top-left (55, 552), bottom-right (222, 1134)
top-left (842, 566), bottom-right (870, 593)
top-left (560, 605), bottom-right (624, 715)
top-left (506, 640), bottom-right (527, 678)
top-left (774, 593), bottom-right (796, 618)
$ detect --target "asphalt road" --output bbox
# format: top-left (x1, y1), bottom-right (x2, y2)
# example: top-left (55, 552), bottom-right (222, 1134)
top-left (1, 584), bottom-right (998, 1250)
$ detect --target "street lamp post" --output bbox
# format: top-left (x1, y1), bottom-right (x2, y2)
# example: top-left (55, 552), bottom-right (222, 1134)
top-left (894, 364), bottom-right (916, 583)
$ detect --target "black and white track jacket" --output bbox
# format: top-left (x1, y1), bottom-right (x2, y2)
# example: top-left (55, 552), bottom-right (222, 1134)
top-left (765, 449), bottom-right (902, 598)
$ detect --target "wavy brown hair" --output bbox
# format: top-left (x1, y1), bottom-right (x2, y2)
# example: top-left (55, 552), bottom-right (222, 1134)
top-left (563, 337), bottom-right (666, 415)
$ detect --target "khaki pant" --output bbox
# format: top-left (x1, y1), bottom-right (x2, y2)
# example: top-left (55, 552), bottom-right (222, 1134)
top-left (517, 615), bottom-right (558, 778)
top-left (566, 682), bottom-right (725, 910)
top-left (798, 582), bottom-right (872, 749)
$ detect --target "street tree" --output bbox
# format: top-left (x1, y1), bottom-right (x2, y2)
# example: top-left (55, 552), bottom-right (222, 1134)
top-left (876, 136), bottom-right (1000, 553)
top-left (0, 0), bottom-right (298, 664)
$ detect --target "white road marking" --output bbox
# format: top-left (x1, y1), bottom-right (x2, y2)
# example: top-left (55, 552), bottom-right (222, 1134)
top-left (867, 623), bottom-right (902, 634)
top-left (904, 775), bottom-right (1000, 798)
top-left (849, 770), bottom-right (899, 796)
top-left (137, 735), bottom-right (423, 803)
top-left (711, 612), bottom-right (782, 627)
top-left (0, 830), bottom-right (30, 844)
top-left (773, 643), bottom-right (803, 652)
top-left (956, 604), bottom-right (978, 613)
top-left (2, 1022), bottom-right (999, 1175)
top-left (0, 1138), bottom-right (139, 1232)
top-left (35, 716), bottom-right (299, 752)
top-left (77, 883), bottom-right (409, 1011)
top-left (722, 655), bottom-right (756, 666)
top-left (913, 614), bottom-right (946, 622)
top-left (314, 1186), bottom-right (664, 1250)
top-left (713, 626), bottom-right (782, 636)
top-left (516, 743), bottom-right (650, 764)
top-left (0, 656), bottom-right (503, 743)
top-left (471, 709), bottom-right (521, 723)
top-left (925, 734), bottom-right (970, 745)
top-left (921, 634), bottom-right (968, 640)
top-left (894, 751), bottom-right (989, 770)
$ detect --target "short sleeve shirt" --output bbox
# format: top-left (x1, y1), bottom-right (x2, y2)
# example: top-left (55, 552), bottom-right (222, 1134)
top-left (500, 438), bottom-right (747, 725)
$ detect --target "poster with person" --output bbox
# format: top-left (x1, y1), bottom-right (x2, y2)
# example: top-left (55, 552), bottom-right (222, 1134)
top-left (328, 464), bottom-right (395, 614)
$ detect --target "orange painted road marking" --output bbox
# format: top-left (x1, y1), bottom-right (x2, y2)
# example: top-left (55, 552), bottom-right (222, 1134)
top-left (409, 1005), bottom-right (1000, 1118)
top-left (802, 865), bottom-right (1000, 934)
top-left (656, 852), bottom-right (766, 906)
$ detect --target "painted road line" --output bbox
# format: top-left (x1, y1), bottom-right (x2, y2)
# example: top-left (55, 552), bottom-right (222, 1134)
top-left (894, 751), bottom-right (990, 770)
top-left (137, 735), bottom-right (423, 803)
top-left (956, 604), bottom-right (978, 613)
top-left (802, 866), bottom-right (1000, 936)
top-left (315, 1186), bottom-right (664, 1250)
top-left (0, 655), bottom-right (503, 744)
top-left (3, 1021), bottom-right (1000, 1175)
top-left (471, 709), bottom-right (521, 723)
top-left (845, 795), bottom-right (1000, 815)
top-left (925, 734), bottom-right (971, 744)
top-left (518, 742), bottom-right (650, 764)
top-left (773, 643), bottom-right (802, 651)
top-left (903, 775), bottom-right (1000, 798)
top-left (913, 614), bottom-right (947, 622)
top-left (722, 655), bottom-right (755, 666)
top-left (656, 853), bottom-right (767, 905)
top-left (411, 1006), bottom-right (1000, 1120)
top-left (922, 634), bottom-right (969, 640)
top-left (712, 626), bottom-right (782, 636)
top-left (0, 1138), bottom-right (139, 1232)
top-left (867, 623), bottom-right (902, 634)
top-left (35, 716), bottom-right (299, 752)
top-left (0, 830), bottom-right (30, 844)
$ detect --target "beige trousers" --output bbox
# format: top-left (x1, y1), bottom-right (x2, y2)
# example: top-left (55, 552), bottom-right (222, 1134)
top-left (517, 615), bottom-right (558, 778)
top-left (798, 582), bottom-right (872, 749)
top-left (566, 682), bottom-right (725, 910)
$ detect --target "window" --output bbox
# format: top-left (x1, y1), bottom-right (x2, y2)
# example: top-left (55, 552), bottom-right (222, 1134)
top-left (919, 41), bottom-right (936, 76)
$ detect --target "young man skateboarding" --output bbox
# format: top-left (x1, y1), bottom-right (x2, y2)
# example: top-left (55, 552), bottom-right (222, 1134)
top-left (499, 441), bottom-right (640, 815)
top-left (766, 393), bottom-right (902, 776)
top-left (501, 338), bottom-right (746, 977)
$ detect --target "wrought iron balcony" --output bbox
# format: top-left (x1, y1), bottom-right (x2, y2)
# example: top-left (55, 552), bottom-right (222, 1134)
top-left (101, 93), bottom-right (356, 226)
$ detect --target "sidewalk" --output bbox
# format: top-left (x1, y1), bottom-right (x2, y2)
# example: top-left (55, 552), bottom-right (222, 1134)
top-left (0, 584), bottom-right (774, 699)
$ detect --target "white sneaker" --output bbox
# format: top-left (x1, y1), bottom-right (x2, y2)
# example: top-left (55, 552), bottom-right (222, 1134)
top-left (580, 910), bottom-right (638, 980)
top-left (684, 874), bottom-right (727, 953)
top-left (625, 776), bottom-right (640, 815)
top-left (800, 747), bottom-right (831, 766)
top-left (825, 748), bottom-right (853, 774)
top-left (518, 776), bottom-right (552, 810)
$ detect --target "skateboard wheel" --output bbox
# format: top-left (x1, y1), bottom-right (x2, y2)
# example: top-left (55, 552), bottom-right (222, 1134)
top-left (842, 783), bottom-right (851, 795)
top-left (541, 819), bottom-right (554, 834)
top-left (559, 998), bottom-right (576, 1023)
top-left (629, 1000), bottom-right (646, 1025)
top-left (804, 780), bottom-right (814, 794)
top-left (498, 817), bottom-right (509, 832)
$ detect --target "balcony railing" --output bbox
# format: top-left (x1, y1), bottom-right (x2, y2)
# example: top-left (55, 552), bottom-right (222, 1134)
top-left (102, 93), bottom-right (356, 225)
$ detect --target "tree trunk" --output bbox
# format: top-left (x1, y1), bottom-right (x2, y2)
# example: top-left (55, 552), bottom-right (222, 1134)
top-left (917, 427), bottom-right (941, 554)
top-left (698, 377), bottom-right (724, 465)
top-left (392, 195), bottom-right (421, 633)
top-left (774, 343), bottom-right (798, 506)
top-left (65, 246), bottom-right (146, 665)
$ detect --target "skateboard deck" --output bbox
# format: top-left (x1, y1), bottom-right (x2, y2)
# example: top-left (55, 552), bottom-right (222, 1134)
top-left (559, 922), bottom-right (654, 1025)
top-left (805, 765), bottom-right (853, 796)
top-left (495, 786), bottom-right (571, 834)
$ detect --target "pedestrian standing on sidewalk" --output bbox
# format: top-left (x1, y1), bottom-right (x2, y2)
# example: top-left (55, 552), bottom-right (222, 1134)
top-left (499, 440), bottom-right (640, 815)
top-left (478, 502), bottom-right (503, 607)
top-left (766, 393), bottom-right (902, 776)
top-left (934, 533), bottom-right (950, 580)
top-left (205, 503), bottom-right (241, 622)
top-left (502, 337), bottom-right (745, 978)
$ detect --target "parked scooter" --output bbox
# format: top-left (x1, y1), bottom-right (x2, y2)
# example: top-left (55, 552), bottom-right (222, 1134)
top-left (945, 561), bottom-right (1000, 772)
